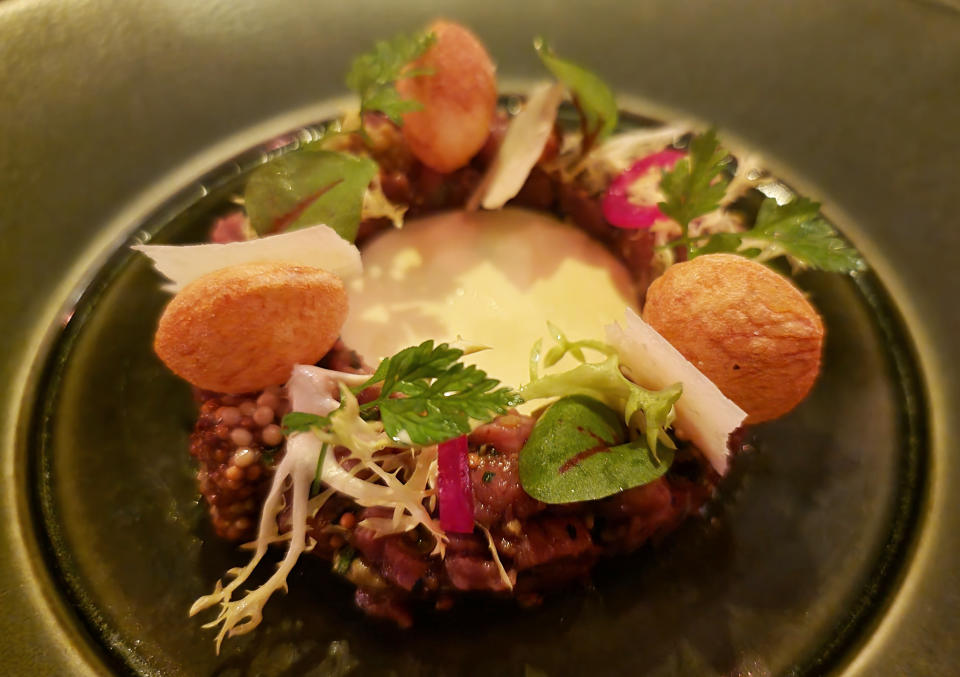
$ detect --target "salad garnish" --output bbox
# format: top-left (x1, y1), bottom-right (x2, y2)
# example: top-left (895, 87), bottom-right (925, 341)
top-left (520, 325), bottom-right (681, 457)
top-left (345, 30), bottom-right (437, 131)
top-left (283, 340), bottom-right (521, 446)
top-left (244, 150), bottom-right (378, 239)
top-left (656, 128), bottom-right (732, 257)
top-left (656, 130), bottom-right (866, 272)
top-left (519, 394), bottom-right (674, 503)
top-left (534, 38), bottom-right (618, 155)
top-left (695, 195), bottom-right (867, 272)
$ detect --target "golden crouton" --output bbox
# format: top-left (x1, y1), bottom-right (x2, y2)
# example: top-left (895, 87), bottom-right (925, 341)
top-left (396, 19), bottom-right (497, 173)
top-left (643, 254), bottom-right (824, 423)
top-left (154, 261), bottom-right (348, 393)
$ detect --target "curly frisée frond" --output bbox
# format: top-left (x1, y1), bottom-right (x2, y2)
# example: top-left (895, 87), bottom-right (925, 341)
top-left (191, 369), bottom-right (447, 651)
top-left (189, 431), bottom-right (324, 653)
top-left (313, 386), bottom-right (446, 554)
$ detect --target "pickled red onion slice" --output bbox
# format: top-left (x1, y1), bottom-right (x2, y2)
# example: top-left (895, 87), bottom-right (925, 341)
top-left (602, 149), bottom-right (685, 229)
top-left (437, 435), bottom-right (475, 533)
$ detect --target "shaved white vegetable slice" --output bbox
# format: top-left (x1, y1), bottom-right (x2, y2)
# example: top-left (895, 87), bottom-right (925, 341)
top-left (471, 81), bottom-right (564, 210)
top-left (606, 308), bottom-right (746, 475)
top-left (133, 224), bottom-right (362, 293)
top-left (286, 364), bottom-right (368, 414)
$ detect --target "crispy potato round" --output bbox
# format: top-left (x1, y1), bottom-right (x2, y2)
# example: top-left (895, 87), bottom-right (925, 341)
top-left (396, 19), bottom-right (497, 173)
top-left (643, 254), bottom-right (824, 423)
top-left (154, 261), bottom-right (347, 393)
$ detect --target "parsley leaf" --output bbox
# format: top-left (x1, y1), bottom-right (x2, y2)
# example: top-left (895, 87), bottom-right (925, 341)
top-left (346, 30), bottom-right (436, 126)
top-left (695, 197), bottom-right (866, 273)
top-left (534, 38), bottom-right (618, 154)
top-left (657, 128), bottom-right (730, 255)
top-left (657, 130), bottom-right (864, 273)
top-left (244, 150), bottom-right (378, 241)
top-left (745, 197), bottom-right (866, 272)
top-left (357, 340), bottom-right (522, 446)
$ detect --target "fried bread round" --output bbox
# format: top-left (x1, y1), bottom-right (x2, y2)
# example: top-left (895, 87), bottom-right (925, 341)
top-left (643, 254), bottom-right (824, 423)
top-left (397, 19), bottom-right (497, 173)
top-left (154, 261), bottom-right (348, 393)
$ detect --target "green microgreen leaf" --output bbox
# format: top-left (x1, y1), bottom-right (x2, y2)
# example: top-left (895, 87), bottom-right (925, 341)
top-left (244, 150), bottom-right (378, 241)
top-left (282, 411), bottom-right (331, 436)
top-left (534, 37), bottom-right (618, 154)
top-left (518, 395), bottom-right (674, 503)
top-left (657, 128), bottom-right (731, 257)
top-left (356, 340), bottom-right (522, 446)
top-left (520, 327), bottom-right (681, 458)
top-left (346, 30), bottom-right (436, 127)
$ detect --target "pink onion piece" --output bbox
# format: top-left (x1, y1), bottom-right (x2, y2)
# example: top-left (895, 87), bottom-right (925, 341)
top-left (602, 148), bottom-right (686, 229)
top-left (437, 435), bottom-right (475, 534)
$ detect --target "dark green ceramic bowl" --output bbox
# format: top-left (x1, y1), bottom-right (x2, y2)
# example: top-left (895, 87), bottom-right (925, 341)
top-left (2, 2), bottom-right (958, 675)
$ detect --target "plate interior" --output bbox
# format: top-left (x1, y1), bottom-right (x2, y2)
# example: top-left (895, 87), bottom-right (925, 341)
top-left (27, 122), bottom-right (926, 677)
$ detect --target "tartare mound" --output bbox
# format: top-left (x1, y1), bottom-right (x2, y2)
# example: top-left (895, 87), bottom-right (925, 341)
top-left (154, 261), bottom-right (348, 393)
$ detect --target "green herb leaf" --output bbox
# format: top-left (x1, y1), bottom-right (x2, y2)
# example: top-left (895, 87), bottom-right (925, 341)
top-left (693, 231), bottom-right (742, 256)
top-left (692, 197), bottom-right (866, 272)
top-left (244, 150), bottom-right (378, 241)
top-left (346, 30), bottom-right (436, 125)
top-left (358, 340), bottom-right (522, 446)
top-left (519, 395), bottom-right (673, 503)
top-left (282, 411), bottom-right (331, 435)
top-left (658, 129), bottom-right (730, 246)
top-left (332, 545), bottom-right (355, 576)
top-left (534, 38), bottom-right (618, 152)
top-left (520, 328), bottom-right (681, 457)
top-left (742, 197), bottom-right (866, 272)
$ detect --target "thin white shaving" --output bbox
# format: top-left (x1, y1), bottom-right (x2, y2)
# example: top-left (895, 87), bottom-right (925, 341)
top-left (606, 309), bottom-right (746, 475)
top-left (478, 523), bottom-right (514, 591)
top-left (469, 81), bottom-right (565, 210)
top-left (133, 224), bottom-right (362, 293)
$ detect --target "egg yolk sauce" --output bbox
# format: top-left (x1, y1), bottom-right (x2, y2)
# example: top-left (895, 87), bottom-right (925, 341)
top-left (341, 207), bottom-right (638, 396)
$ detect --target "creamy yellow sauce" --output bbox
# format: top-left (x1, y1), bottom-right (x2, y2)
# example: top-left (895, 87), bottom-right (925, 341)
top-left (341, 208), bottom-right (638, 397)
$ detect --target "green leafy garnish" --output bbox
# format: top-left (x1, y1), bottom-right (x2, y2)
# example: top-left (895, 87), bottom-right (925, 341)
top-left (244, 150), bottom-right (377, 240)
top-left (534, 38), bottom-right (618, 155)
top-left (282, 411), bottom-right (331, 435)
top-left (332, 545), bottom-right (355, 576)
top-left (354, 341), bottom-right (521, 446)
top-left (519, 395), bottom-right (673, 503)
top-left (657, 130), bottom-right (865, 273)
top-left (657, 128), bottom-right (731, 258)
top-left (696, 196), bottom-right (866, 272)
top-left (346, 30), bottom-right (436, 127)
top-left (520, 325), bottom-right (681, 459)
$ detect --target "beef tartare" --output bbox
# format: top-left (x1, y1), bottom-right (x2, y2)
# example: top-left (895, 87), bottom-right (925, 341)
top-left (134, 19), bottom-right (864, 651)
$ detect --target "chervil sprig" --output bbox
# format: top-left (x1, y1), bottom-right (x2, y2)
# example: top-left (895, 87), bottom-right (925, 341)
top-left (696, 196), bottom-right (866, 273)
top-left (345, 30), bottom-right (436, 129)
top-left (657, 128), bottom-right (731, 258)
top-left (355, 340), bottom-right (522, 446)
